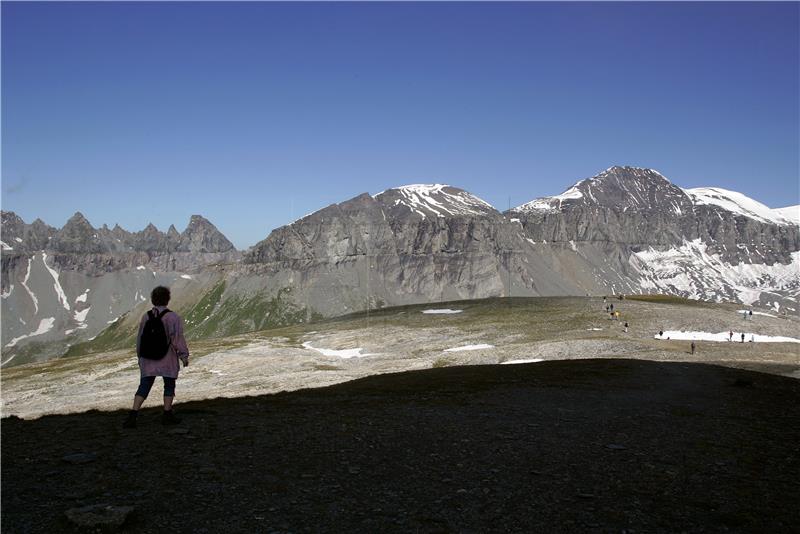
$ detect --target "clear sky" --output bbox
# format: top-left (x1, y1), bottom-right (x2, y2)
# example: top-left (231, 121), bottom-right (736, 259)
top-left (2, 2), bottom-right (798, 249)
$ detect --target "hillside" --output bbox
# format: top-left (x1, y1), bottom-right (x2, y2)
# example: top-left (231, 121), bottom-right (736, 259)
top-left (3, 296), bottom-right (799, 420)
top-left (3, 359), bottom-right (799, 532)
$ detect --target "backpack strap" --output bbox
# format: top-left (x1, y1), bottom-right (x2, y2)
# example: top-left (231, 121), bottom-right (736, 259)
top-left (157, 308), bottom-right (171, 319)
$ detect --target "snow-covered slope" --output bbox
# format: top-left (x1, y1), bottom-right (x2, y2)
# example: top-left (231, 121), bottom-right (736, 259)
top-left (374, 184), bottom-right (498, 219)
top-left (684, 187), bottom-right (794, 226)
top-left (774, 205), bottom-right (800, 226)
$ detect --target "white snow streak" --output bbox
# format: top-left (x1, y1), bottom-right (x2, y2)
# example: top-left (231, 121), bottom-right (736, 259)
top-left (75, 289), bottom-right (90, 303)
top-left (20, 258), bottom-right (38, 314)
top-left (42, 253), bottom-right (70, 311)
top-left (444, 344), bottom-right (494, 352)
top-left (501, 358), bottom-right (544, 364)
top-left (1, 284), bottom-right (13, 299)
top-left (422, 309), bottom-right (463, 314)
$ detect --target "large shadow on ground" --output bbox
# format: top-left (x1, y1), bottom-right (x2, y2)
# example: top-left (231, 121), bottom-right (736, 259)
top-left (3, 359), bottom-right (799, 532)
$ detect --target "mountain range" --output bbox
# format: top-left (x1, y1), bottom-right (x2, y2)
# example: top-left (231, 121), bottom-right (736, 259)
top-left (2, 165), bottom-right (798, 366)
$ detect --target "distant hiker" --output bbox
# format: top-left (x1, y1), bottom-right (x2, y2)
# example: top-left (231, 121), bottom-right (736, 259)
top-left (728, 330), bottom-right (733, 342)
top-left (610, 303), bottom-right (614, 312)
top-left (123, 286), bottom-right (190, 428)
top-left (690, 341), bottom-right (696, 354)
top-left (624, 321), bottom-right (629, 333)
top-left (749, 310), bottom-right (753, 320)
top-left (750, 335), bottom-right (755, 343)
top-left (741, 333), bottom-right (745, 343)
top-left (659, 330), bottom-right (664, 338)
top-left (743, 311), bottom-right (747, 320)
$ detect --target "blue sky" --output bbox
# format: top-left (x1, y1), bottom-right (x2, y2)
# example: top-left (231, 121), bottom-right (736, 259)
top-left (3, 2), bottom-right (798, 249)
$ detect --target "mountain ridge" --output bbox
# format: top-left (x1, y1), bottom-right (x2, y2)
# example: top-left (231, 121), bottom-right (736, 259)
top-left (3, 165), bottom-right (798, 366)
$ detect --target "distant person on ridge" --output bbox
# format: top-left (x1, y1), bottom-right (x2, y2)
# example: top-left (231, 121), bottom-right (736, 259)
top-left (741, 333), bottom-right (745, 343)
top-left (123, 286), bottom-right (190, 428)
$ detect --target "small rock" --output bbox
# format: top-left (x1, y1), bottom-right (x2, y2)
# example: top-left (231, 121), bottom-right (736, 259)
top-left (62, 452), bottom-right (97, 464)
top-left (65, 504), bottom-right (134, 528)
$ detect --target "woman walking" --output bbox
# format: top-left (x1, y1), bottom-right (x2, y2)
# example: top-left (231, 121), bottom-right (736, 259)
top-left (123, 286), bottom-right (190, 428)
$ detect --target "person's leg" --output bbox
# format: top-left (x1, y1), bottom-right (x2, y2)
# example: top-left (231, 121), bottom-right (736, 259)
top-left (163, 377), bottom-right (176, 411)
top-left (161, 378), bottom-right (181, 425)
top-left (124, 376), bottom-right (155, 428)
top-left (133, 376), bottom-right (156, 407)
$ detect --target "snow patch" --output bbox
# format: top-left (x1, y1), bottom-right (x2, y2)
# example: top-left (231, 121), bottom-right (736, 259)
top-left (630, 240), bottom-right (800, 305)
top-left (136, 265), bottom-right (146, 270)
top-left (736, 309), bottom-right (777, 318)
top-left (301, 341), bottom-right (374, 359)
top-left (2, 284), bottom-right (13, 299)
top-left (375, 184), bottom-right (495, 219)
top-left (1, 240), bottom-right (13, 250)
top-left (5, 317), bottom-right (56, 347)
top-left (773, 205), bottom-right (800, 226)
top-left (654, 330), bottom-right (799, 343)
top-left (444, 344), bottom-right (494, 352)
top-left (422, 309), bottom-right (463, 314)
top-left (75, 289), bottom-right (90, 303)
top-left (180, 274), bottom-right (192, 280)
top-left (501, 358), bottom-right (544, 364)
top-left (74, 306), bottom-right (91, 323)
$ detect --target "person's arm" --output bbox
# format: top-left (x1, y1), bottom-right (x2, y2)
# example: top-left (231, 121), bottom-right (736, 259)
top-left (135, 313), bottom-right (147, 357)
top-left (172, 315), bottom-right (190, 366)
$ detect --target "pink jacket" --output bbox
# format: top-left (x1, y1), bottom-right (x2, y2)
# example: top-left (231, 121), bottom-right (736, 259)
top-left (136, 306), bottom-right (190, 379)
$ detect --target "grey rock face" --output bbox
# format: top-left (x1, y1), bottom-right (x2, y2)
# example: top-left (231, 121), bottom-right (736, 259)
top-left (177, 215), bottom-right (235, 253)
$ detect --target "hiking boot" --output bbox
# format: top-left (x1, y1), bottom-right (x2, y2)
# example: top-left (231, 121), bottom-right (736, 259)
top-left (122, 411), bottom-right (138, 429)
top-left (161, 410), bottom-right (182, 425)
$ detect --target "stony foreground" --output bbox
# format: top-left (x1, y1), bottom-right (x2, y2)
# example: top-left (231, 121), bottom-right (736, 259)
top-left (3, 359), bottom-right (799, 533)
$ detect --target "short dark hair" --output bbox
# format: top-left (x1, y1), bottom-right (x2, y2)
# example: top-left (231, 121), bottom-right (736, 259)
top-left (151, 286), bottom-right (171, 306)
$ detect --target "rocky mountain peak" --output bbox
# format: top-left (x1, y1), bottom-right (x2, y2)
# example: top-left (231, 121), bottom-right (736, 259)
top-left (511, 166), bottom-right (692, 215)
top-left (375, 184), bottom-right (499, 220)
top-left (50, 212), bottom-right (105, 253)
top-left (178, 215), bottom-right (235, 253)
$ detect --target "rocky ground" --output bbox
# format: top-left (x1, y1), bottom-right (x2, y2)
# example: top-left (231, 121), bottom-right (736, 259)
top-left (2, 296), bottom-right (799, 419)
top-left (3, 358), bottom-right (800, 533)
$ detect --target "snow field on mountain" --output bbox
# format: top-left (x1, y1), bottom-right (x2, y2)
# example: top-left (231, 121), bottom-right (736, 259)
top-left (685, 187), bottom-right (794, 225)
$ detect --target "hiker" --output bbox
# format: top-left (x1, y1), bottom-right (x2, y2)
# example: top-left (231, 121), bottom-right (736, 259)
top-left (741, 333), bottom-right (745, 343)
top-left (624, 321), bottom-right (629, 333)
top-left (659, 330), bottom-right (664, 338)
top-left (750, 334), bottom-right (755, 342)
top-left (690, 341), bottom-right (696, 354)
top-left (749, 310), bottom-right (753, 320)
top-left (123, 286), bottom-right (190, 428)
top-left (743, 310), bottom-right (747, 320)
top-left (614, 311), bottom-right (620, 321)
top-left (610, 303), bottom-right (614, 312)
top-left (728, 330), bottom-right (733, 342)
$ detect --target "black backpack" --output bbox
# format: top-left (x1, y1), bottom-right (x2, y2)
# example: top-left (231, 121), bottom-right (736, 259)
top-left (138, 309), bottom-right (172, 360)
